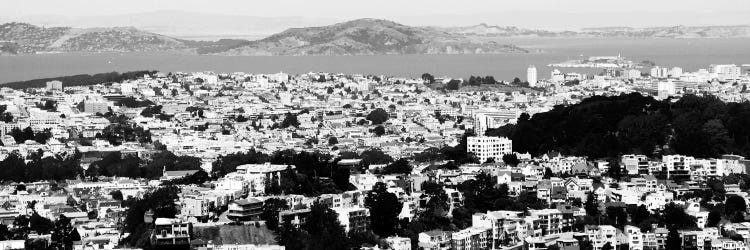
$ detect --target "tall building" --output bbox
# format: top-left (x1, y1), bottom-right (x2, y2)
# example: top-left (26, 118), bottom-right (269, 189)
top-left (657, 80), bottom-right (676, 99)
top-left (46, 81), bottom-right (63, 91)
top-left (467, 136), bottom-right (513, 163)
top-left (650, 66), bottom-right (669, 78)
top-left (527, 65), bottom-right (538, 87)
top-left (83, 101), bottom-right (109, 114)
top-left (473, 111), bottom-right (519, 136)
top-left (710, 64), bottom-right (741, 81)
top-left (670, 67), bottom-right (683, 78)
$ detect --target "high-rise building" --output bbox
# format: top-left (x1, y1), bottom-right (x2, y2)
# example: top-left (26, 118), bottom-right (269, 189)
top-left (657, 80), bottom-right (676, 99)
top-left (46, 81), bottom-right (63, 91)
top-left (710, 64), bottom-right (741, 81)
top-left (527, 65), bottom-right (538, 87)
top-left (473, 111), bottom-right (519, 136)
top-left (650, 66), bottom-right (669, 78)
top-left (670, 67), bottom-right (683, 78)
top-left (467, 136), bottom-right (513, 163)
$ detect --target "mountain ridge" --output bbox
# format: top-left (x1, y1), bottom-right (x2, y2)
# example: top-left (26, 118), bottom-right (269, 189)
top-left (2, 19), bottom-right (749, 56)
top-left (0, 19), bottom-right (529, 55)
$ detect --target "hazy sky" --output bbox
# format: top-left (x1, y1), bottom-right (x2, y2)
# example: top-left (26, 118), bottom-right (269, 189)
top-left (3, 0), bottom-right (750, 29)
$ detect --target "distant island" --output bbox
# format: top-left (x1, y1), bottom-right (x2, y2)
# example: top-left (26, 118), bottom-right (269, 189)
top-left (439, 23), bottom-right (750, 38)
top-left (2, 19), bottom-right (749, 56)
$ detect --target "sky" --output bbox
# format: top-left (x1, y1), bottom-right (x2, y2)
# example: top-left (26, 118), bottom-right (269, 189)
top-left (3, 0), bottom-right (750, 30)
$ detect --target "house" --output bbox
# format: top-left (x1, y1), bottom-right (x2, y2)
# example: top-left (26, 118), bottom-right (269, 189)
top-left (419, 230), bottom-right (452, 250)
top-left (227, 198), bottom-right (263, 221)
top-left (151, 218), bottom-right (191, 247)
top-left (451, 226), bottom-right (492, 250)
top-left (333, 206), bottom-right (370, 233)
top-left (162, 169), bottom-right (199, 181)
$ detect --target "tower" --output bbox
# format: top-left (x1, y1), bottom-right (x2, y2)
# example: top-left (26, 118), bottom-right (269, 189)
top-left (527, 65), bottom-right (538, 87)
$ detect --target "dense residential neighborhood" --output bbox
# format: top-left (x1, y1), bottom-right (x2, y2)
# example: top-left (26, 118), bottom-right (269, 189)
top-left (0, 62), bottom-right (748, 250)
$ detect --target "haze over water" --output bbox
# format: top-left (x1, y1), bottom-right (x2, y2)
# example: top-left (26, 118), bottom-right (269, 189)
top-left (1, 38), bottom-right (749, 83)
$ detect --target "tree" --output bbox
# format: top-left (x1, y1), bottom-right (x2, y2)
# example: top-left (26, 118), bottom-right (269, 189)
top-left (726, 195), bottom-right (747, 223)
top-left (261, 198), bottom-right (289, 231)
top-left (373, 125), bottom-right (385, 136)
top-left (446, 79), bottom-right (461, 90)
top-left (360, 148), bottom-right (394, 166)
top-left (22, 127), bottom-right (35, 142)
top-left (606, 158), bottom-right (622, 180)
top-left (605, 206), bottom-right (628, 229)
top-left (365, 182), bottom-right (402, 237)
top-left (421, 182), bottom-right (449, 219)
top-left (707, 210), bottom-right (722, 227)
top-left (543, 167), bottom-right (553, 179)
top-left (601, 243), bottom-right (613, 250)
top-left (665, 228), bottom-right (682, 250)
top-left (382, 159), bottom-right (412, 175)
top-left (281, 113), bottom-right (300, 128)
top-left (662, 203), bottom-right (697, 229)
top-left (34, 128), bottom-right (52, 144)
top-left (50, 215), bottom-right (81, 250)
top-left (293, 202), bottom-right (349, 250)
top-left (585, 192), bottom-right (599, 216)
top-left (328, 137), bottom-right (338, 145)
top-left (628, 205), bottom-right (651, 226)
top-left (502, 154), bottom-right (520, 166)
top-left (413, 147), bottom-right (446, 162)
top-left (421, 73), bottom-right (435, 84)
top-left (366, 108), bottom-right (389, 125)
top-left (110, 190), bottom-right (124, 201)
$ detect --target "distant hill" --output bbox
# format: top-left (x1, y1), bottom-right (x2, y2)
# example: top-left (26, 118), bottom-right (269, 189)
top-left (2, 20), bottom-right (749, 56)
top-left (0, 22), bottom-right (189, 53)
top-left (581, 25), bottom-right (750, 38)
top-left (214, 18), bottom-right (528, 55)
top-left (442, 23), bottom-right (750, 38)
top-left (436, 23), bottom-right (578, 37)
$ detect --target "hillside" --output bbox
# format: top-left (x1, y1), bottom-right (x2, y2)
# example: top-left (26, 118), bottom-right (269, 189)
top-left (0, 20), bottom-right (527, 56)
top-left (0, 22), bottom-right (190, 53)
top-left (581, 25), bottom-right (750, 38)
top-left (3, 20), bottom-right (748, 56)
top-left (486, 93), bottom-right (750, 159)
top-left (193, 224), bottom-right (277, 245)
top-left (444, 23), bottom-right (750, 38)
top-left (436, 23), bottom-right (577, 37)
top-left (216, 18), bottom-right (528, 55)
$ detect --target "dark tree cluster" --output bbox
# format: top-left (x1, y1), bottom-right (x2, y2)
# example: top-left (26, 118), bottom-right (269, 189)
top-left (122, 185), bottom-right (181, 249)
top-left (37, 100), bottom-right (58, 111)
top-left (366, 108), bottom-right (389, 125)
top-left (0, 214), bottom-right (80, 248)
top-left (381, 159), bottom-right (412, 174)
top-left (117, 97), bottom-right (155, 108)
top-left (0, 151), bottom-right (83, 182)
top-left (280, 112), bottom-right (300, 128)
top-left (86, 151), bottom-right (201, 179)
top-left (3, 70), bottom-right (158, 89)
top-left (487, 93), bottom-right (750, 159)
top-left (276, 202), bottom-right (358, 250)
top-left (10, 127), bottom-right (52, 144)
top-left (214, 149), bottom-right (352, 196)
top-left (421, 73), bottom-right (435, 84)
top-left (0, 105), bottom-right (14, 122)
top-left (466, 76), bottom-right (497, 86)
top-left (96, 122), bottom-right (152, 146)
